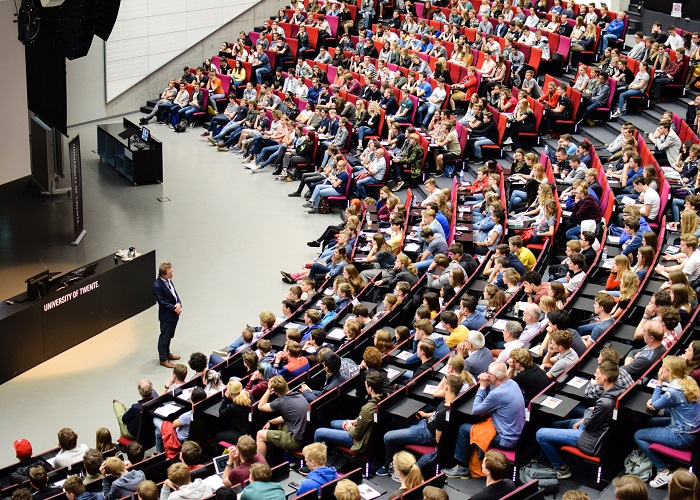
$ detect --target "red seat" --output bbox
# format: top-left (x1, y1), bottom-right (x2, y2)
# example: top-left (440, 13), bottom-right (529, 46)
top-left (648, 443), bottom-right (692, 463)
top-left (561, 445), bottom-right (600, 464)
top-left (405, 444), bottom-right (436, 456)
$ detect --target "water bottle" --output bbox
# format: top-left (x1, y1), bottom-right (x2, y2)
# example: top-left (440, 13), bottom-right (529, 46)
top-left (602, 246), bottom-right (608, 260)
top-left (544, 144), bottom-right (549, 155)
top-left (459, 168), bottom-right (464, 184)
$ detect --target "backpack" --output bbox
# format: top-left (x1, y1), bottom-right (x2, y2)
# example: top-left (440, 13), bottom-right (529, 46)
top-left (519, 462), bottom-right (559, 494)
top-left (318, 197), bottom-right (331, 214)
top-left (174, 119), bottom-right (188, 133)
top-left (624, 449), bottom-right (654, 481)
top-left (443, 164), bottom-right (456, 178)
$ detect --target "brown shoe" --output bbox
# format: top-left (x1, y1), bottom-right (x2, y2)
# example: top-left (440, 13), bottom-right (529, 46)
top-left (160, 360), bottom-right (174, 368)
top-left (168, 354), bottom-right (181, 360)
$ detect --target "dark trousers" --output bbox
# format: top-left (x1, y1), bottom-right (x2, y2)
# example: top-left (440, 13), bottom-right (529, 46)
top-left (158, 318), bottom-right (178, 362)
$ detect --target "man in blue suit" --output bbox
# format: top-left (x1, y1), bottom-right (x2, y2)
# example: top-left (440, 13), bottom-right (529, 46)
top-left (153, 262), bottom-right (182, 368)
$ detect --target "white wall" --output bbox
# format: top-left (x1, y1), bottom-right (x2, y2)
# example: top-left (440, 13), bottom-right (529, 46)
top-left (0, 0), bottom-right (31, 186)
top-left (105, 0), bottom-right (260, 102)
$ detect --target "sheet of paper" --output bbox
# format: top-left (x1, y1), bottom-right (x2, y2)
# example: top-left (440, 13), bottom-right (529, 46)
top-left (529, 344), bottom-right (541, 355)
top-left (404, 243), bottom-right (420, 252)
top-left (666, 246), bottom-right (680, 255)
top-left (492, 319), bottom-right (508, 331)
top-left (647, 379), bottom-right (660, 389)
top-left (607, 235), bottom-right (620, 245)
top-left (202, 474), bottom-right (225, 491)
top-left (385, 367), bottom-right (401, 380)
top-left (177, 388), bottom-right (194, 402)
top-left (562, 210), bottom-right (572, 217)
top-left (566, 376), bottom-right (588, 389)
top-left (154, 403), bottom-right (181, 417)
top-left (395, 350), bottom-right (412, 360)
top-left (327, 328), bottom-right (345, 341)
top-left (324, 288), bottom-right (334, 295)
top-left (423, 384), bottom-right (439, 395)
top-left (621, 196), bottom-right (636, 205)
top-left (358, 483), bottom-right (381, 500)
top-left (601, 258), bottom-right (614, 269)
top-left (540, 396), bottom-right (563, 409)
top-left (439, 364), bottom-right (450, 375)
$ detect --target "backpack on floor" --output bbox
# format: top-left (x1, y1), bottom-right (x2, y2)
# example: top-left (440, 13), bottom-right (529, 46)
top-left (519, 461), bottom-right (559, 494)
top-left (318, 197), bottom-right (331, 214)
top-left (174, 120), bottom-right (188, 133)
top-left (624, 449), bottom-right (653, 481)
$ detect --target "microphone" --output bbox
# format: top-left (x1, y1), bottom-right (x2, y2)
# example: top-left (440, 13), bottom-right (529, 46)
top-left (39, 257), bottom-right (48, 271)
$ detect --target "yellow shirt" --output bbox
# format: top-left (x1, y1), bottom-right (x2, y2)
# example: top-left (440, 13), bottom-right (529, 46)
top-left (516, 247), bottom-right (536, 271)
top-left (446, 325), bottom-right (469, 349)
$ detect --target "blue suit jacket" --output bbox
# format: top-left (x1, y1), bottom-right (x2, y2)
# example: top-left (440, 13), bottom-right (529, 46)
top-left (153, 277), bottom-right (180, 323)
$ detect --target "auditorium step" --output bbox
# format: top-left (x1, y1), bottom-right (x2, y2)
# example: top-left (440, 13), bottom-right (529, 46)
top-left (140, 105), bottom-right (154, 114)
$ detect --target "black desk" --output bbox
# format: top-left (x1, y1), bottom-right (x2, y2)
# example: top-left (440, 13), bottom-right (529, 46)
top-left (97, 118), bottom-right (163, 184)
top-left (532, 393), bottom-right (579, 418)
top-left (0, 251), bottom-right (156, 384)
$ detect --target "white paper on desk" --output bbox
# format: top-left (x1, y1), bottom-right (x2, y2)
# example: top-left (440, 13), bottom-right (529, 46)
top-left (315, 299), bottom-right (322, 307)
top-left (355, 256), bottom-right (367, 262)
top-left (395, 350), bottom-right (412, 360)
top-left (154, 403), bottom-right (181, 417)
top-left (666, 245), bottom-right (680, 255)
top-left (52, 479), bottom-right (67, 488)
top-left (662, 167), bottom-right (681, 180)
top-left (529, 344), bottom-right (541, 355)
top-left (492, 319), bottom-right (508, 331)
top-left (177, 388), bottom-right (194, 402)
top-left (562, 210), bottom-right (572, 217)
top-left (423, 384), bottom-right (439, 395)
top-left (404, 243), bottom-right (420, 252)
top-left (601, 258), bottom-right (614, 269)
top-left (286, 323), bottom-right (305, 330)
top-left (411, 225), bottom-right (422, 231)
top-left (363, 231), bottom-right (377, 237)
top-left (517, 302), bottom-right (529, 314)
top-left (385, 367), bottom-right (401, 379)
top-left (607, 235), bottom-right (621, 245)
top-left (327, 328), bottom-right (346, 341)
top-left (567, 376), bottom-right (588, 389)
top-left (540, 396), bottom-right (563, 409)
top-left (647, 379), bottom-right (660, 389)
top-left (458, 205), bottom-right (472, 212)
top-left (358, 483), bottom-right (381, 500)
top-left (666, 222), bottom-right (680, 232)
top-left (324, 288), bottom-right (334, 295)
top-left (202, 474), bottom-right (225, 491)
top-left (621, 196), bottom-right (636, 205)
top-left (439, 364), bottom-right (450, 375)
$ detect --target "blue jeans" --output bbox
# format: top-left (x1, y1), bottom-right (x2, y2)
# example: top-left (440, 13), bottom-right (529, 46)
top-left (672, 197), bottom-right (686, 222)
top-left (417, 103), bottom-right (438, 128)
top-left (472, 138), bottom-right (495, 159)
top-left (600, 33), bottom-right (618, 53)
top-left (315, 420), bottom-right (354, 448)
top-left (414, 257), bottom-right (434, 274)
top-left (155, 103), bottom-right (175, 121)
top-left (566, 226), bottom-right (581, 240)
top-left (535, 418), bottom-right (583, 469)
top-left (357, 126), bottom-right (375, 144)
top-left (208, 116), bottom-right (231, 132)
top-left (384, 419), bottom-right (435, 464)
top-left (510, 190), bottom-right (526, 207)
top-left (634, 417), bottom-right (696, 471)
top-left (215, 122), bottom-right (241, 141)
top-left (168, 105), bottom-right (183, 123)
top-left (179, 105), bottom-right (199, 123)
top-left (209, 93), bottom-right (225, 107)
top-left (153, 418), bottom-right (165, 453)
top-left (311, 184), bottom-right (342, 207)
top-left (256, 144), bottom-right (281, 165)
top-left (454, 422), bottom-right (507, 463)
top-left (357, 175), bottom-right (380, 198)
top-left (254, 66), bottom-right (271, 84)
top-left (617, 89), bottom-right (643, 113)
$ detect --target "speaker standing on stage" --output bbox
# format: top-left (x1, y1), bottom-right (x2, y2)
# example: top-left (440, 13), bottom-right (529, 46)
top-left (153, 262), bottom-right (181, 368)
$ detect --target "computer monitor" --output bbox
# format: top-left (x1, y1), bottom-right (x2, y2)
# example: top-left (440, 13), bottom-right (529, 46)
top-left (141, 127), bottom-right (150, 143)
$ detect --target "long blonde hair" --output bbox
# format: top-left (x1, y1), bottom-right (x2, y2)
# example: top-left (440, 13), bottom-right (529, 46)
top-left (538, 183), bottom-right (554, 204)
top-left (393, 451), bottom-right (423, 490)
top-left (613, 255), bottom-right (631, 275)
top-left (681, 210), bottom-right (699, 237)
top-left (448, 355), bottom-right (474, 385)
top-left (664, 356), bottom-right (700, 403)
top-left (397, 253), bottom-right (418, 276)
top-left (618, 271), bottom-right (639, 301)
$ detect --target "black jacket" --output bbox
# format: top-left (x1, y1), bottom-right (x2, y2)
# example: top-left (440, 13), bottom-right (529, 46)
top-left (577, 385), bottom-right (623, 455)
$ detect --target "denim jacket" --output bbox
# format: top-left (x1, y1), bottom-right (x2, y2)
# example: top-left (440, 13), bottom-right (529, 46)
top-left (651, 379), bottom-right (700, 434)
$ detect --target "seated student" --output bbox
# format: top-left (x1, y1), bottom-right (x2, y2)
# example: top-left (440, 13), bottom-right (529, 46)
top-left (9, 439), bottom-right (53, 486)
top-left (63, 476), bottom-right (102, 500)
top-left (541, 329), bottom-right (579, 380)
top-left (469, 451), bottom-right (516, 500)
top-left (440, 310), bottom-right (469, 349)
top-left (624, 320), bottom-right (667, 379)
top-left (160, 463), bottom-right (212, 500)
top-left (299, 352), bottom-right (346, 402)
top-left (50, 428), bottom-right (90, 468)
top-left (389, 451), bottom-right (424, 498)
top-left (124, 442), bottom-right (144, 468)
top-left (180, 441), bottom-right (203, 471)
top-left (405, 319), bottom-right (450, 368)
top-left (272, 340), bottom-right (311, 381)
top-left (154, 387), bottom-right (207, 459)
top-left (580, 292), bottom-right (617, 347)
top-left (215, 379), bottom-right (254, 447)
top-left (563, 253), bottom-right (587, 298)
top-left (256, 376), bottom-right (309, 456)
top-left (296, 443), bottom-right (339, 495)
top-left (443, 363), bottom-right (526, 478)
top-left (81, 449), bottom-right (103, 483)
top-left (240, 463), bottom-right (285, 500)
top-left (377, 375), bottom-right (462, 476)
top-left (314, 371), bottom-right (383, 453)
top-left (507, 348), bottom-right (551, 404)
top-left (456, 330), bottom-right (495, 381)
top-left (457, 295), bottom-right (488, 330)
top-left (28, 466), bottom-right (63, 500)
top-left (536, 361), bottom-right (622, 479)
top-left (222, 435), bottom-right (267, 488)
top-left (586, 348), bottom-right (636, 402)
top-left (100, 457), bottom-right (146, 500)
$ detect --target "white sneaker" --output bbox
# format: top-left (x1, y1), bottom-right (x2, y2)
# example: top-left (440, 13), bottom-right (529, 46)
top-left (250, 165), bottom-right (261, 172)
top-left (650, 470), bottom-right (673, 488)
top-left (244, 162), bottom-right (256, 169)
top-left (503, 137), bottom-right (513, 145)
